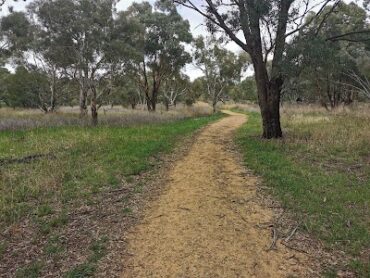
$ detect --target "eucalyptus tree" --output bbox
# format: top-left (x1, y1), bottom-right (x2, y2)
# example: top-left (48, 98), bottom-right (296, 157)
top-left (1, 66), bottom-right (49, 109)
top-left (125, 0), bottom-right (192, 111)
top-left (161, 73), bottom-right (190, 110)
top-left (229, 77), bottom-right (257, 103)
top-left (284, 2), bottom-right (370, 108)
top-left (30, 0), bottom-right (130, 124)
top-left (107, 72), bottom-right (145, 109)
top-left (0, 11), bottom-right (34, 111)
top-left (175, 0), bottom-right (370, 138)
top-left (0, 11), bottom-right (31, 64)
top-left (193, 36), bottom-right (248, 113)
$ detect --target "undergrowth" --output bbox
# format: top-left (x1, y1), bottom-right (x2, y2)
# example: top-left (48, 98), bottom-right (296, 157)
top-left (236, 110), bottom-right (370, 276)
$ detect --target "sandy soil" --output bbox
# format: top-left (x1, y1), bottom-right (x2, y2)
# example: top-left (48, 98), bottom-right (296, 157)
top-left (122, 111), bottom-right (311, 277)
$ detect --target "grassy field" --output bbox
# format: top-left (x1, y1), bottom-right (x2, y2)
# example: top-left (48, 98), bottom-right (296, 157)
top-left (235, 104), bottom-right (370, 276)
top-left (0, 107), bottom-right (221, 277)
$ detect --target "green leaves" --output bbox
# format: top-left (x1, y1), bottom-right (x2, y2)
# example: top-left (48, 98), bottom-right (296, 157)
top-left (0, 11), bottom-right (32, 62)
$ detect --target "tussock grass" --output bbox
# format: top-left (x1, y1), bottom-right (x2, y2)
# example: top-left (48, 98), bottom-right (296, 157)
top-left (236, 105), bottom-right (370, 276)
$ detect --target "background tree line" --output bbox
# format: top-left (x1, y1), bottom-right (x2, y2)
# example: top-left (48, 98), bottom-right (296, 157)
top-left (0, 0), bottom-right (369, 131)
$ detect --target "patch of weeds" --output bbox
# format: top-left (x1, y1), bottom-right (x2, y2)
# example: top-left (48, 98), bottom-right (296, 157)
top-left (0, 241), bottom-right (7, 258)
top-left (90, 184), bottom-right (101, 194)
top-left (36, 204), bottom-right (54, 217)
top-left (89, 236), bottom-right (108, 263)
top-left (122, 207), bottom-right (132, 215)
top-left (38, 212), bottom-right (68, 235)
top-left (349, 259), bottom-right (370, 277)
top-left (65, 236), bottom-right (108, 278)
top-left (61, 189), bottom-right (78, 204)
top-left (125, 175), bottom-right (134, 183)
top-left (120, 195), bottom-right (130, 204)
top-left (2, 202), bottom-right (30, 224)
top-left (64, 263), bottom-right (95, 278)
top-left (133, 182), bottom-right (145, 194)
top-left (16, 261), bottom-right (43, 278)
top-left (85, 196), bottom-right (95, 206)
top-left (107, 175), bottom-right (119, 187)
top-left (44, 236), bottom-right (64, 256)
top-left (322, 268), bottom-right (338, 278)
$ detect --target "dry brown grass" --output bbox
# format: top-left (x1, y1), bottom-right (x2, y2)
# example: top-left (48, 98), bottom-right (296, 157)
top-left (281, 104), bottom-right (370, 162)
top-left (221, 102), bottom-right (260, 113)
top-left (0, 102), bottom-right (213, 131)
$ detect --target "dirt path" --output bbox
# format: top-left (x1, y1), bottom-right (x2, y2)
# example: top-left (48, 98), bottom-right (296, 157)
top-left (122, 111), bottom-right (310, 277)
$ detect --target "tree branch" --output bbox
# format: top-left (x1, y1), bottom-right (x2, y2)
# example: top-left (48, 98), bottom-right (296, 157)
top-left (326, 30), bottom-right (370, 42)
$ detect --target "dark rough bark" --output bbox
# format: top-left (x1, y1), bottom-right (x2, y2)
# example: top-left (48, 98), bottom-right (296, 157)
top-left (146, 100), bottom-right (152, 111)
top-left (253, 54), bottom-right (283, 139)
top-left (151, 96), bottom-right (157, 111)
top-left (145, 87), bottom-right (159, 112)
top-left (256, 81), bottom-right (283, 139)
top-left (262, 82), bottom-right (283, 139)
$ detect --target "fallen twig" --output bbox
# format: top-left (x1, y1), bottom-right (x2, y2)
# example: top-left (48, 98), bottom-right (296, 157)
top-left (256, 223), bottom-right (273, 229)
top-left (281, 241), bottom-right (310, 255)
top-left (267, 227), bottom-right (278, 251)
top-left (285, 224), bottom-right (299, 243)
top-left (178, 206), bottom-right (191, 211)
top-left (108, 188), bottom-right (131, 194)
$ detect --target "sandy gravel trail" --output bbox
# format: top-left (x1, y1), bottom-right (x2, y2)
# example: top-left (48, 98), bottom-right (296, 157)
top-left (122, 111), bottom-right (309, 277)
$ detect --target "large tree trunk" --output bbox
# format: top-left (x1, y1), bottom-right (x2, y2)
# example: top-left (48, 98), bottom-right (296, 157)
top-left (262, 82), bottom-right (283, 139)
top-left (253, 58), bottom-right (283, 139)
top-left (150, 97), bottom-right (157, 111)
top-left (147, 87), bottom-right (158, 112)
top-left (251, 0), bottom-right (289, 139)
top-left (146, 97), bottom-right (153, 111)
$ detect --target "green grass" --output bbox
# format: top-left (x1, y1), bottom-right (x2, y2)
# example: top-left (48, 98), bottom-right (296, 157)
top-left (0, 114), bottom-right (221, 225)
top-left (65, 237), bottom-right (108, 278)
top-left (44, 236), bottom-right (64, 256)
top-left (0, 113), bottom-right (221, 276)
top-left (0, 241), bottom-right (6, 258)
top-left (15, 261), bottom-right (43, 278)
top-left (236, 111), bottom-right (370, 276)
